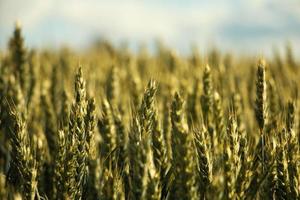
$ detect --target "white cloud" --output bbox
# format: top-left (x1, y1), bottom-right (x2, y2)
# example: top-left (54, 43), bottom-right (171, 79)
top-left (0, 0), bottom-right (53, 28)
top-left (0, 0), bottom-right (299, 54)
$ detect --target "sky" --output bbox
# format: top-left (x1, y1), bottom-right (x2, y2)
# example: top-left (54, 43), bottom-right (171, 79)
top-left (0, 0), bottom-right (300, 55)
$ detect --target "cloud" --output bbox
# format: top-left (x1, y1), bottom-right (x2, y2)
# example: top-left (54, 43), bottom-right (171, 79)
top-left (0, 0), bottom-right (299, 54)
top-left (0, 0), bottom-right (53, 28)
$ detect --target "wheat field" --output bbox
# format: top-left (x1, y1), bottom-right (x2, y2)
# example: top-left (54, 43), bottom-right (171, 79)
top-left (0, 24), bottom-right (299, 200)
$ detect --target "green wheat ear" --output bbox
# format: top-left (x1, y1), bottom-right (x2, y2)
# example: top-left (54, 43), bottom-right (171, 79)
top-left (152, 107), bottom-right (167, 179)
top-left (285, 101), bottom-right (299, 199)
top-left (201, 64), bottom-right (213, 126)
top-left (74, 67), bottom-right (89, 199)
top-left (255, 59), bottom-right (267, 131)
top-left (63, 66), bottom-right (90, 199)
top-left (193, 126), bottom-right (212, 199)
top-left (6, 85), bottom-right (37, 200)
top-left (275, 128), bottom-right (290, 199)
top-left (170, 92), bottom-right (198, 200)
top-left (213, 91), bottom-right (225, 143)
top-left (54, 130), bottom-right (66, 200)
top-left (267, 78), bottom-right (279, 130)
top-left (186, 78), bottom-right (199, 127)
top-left (98, 98), bottom-right (117, 158)
top-left (40, 91), bottom-right (57, 158)
top-left (223, 113), bottom-right (240, 200)
top-left (128, 79), bottom-right (158, 199)
top-left (8, 22), bottom-right (29, 94)
top-left (106, 65), bottom-right (120, 107)
top-left (85, 98), bottom-right (97, 156)
top-left (59, 88), bottom-right (70, 130)
top-left (255, 59), bottom-right (267, 172)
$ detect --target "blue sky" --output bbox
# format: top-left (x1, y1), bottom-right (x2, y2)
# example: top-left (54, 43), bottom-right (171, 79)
top-left (0, 0), bottom-right (300, 55)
